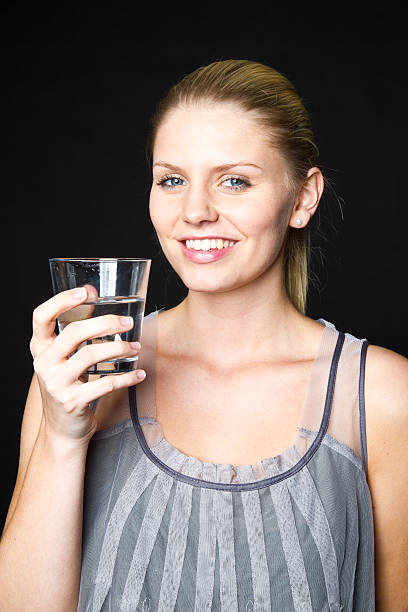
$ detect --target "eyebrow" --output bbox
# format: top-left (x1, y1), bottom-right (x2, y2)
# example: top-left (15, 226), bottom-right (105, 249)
top-left (153, 161), bottom-right (263, 173)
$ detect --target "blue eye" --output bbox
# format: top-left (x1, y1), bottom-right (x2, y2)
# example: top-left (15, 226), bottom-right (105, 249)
top-left (228, 178), bottom-right (244, 187)
top-left (158, 176), bottom-right (185, 188)
top-left (222, 177), bottom-right (250, 190)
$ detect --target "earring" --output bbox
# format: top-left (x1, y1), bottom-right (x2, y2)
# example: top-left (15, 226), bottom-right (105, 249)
top-left (295, 217), bottom-right (302, 226)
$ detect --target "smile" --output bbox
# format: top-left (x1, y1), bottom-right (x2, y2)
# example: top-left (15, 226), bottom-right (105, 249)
top-left (179, 238), bottom-right (238, 263)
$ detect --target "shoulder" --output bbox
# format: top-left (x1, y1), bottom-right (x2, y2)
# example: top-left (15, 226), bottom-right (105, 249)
top-left (365, 341), bottom-right (408, 390)
top-left (364, 343), bottom-right (408, 467)
top-left (363, 343), bottom-right (408, 608)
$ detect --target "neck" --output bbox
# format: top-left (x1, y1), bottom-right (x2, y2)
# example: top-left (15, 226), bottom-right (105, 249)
top-left (169, 266), bottom-right (310, 367)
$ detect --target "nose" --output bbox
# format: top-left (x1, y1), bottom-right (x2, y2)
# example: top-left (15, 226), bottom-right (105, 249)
top-left (181, 187), bottom-right (219, 225)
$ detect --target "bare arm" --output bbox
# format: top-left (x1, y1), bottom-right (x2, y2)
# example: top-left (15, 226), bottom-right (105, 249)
top-left (0, 289), bottom-right (144, 612)
top-left (2, 374), bottom-right (45, 535)
top-left (365, 344), bottom-right (408, 611)
top-left (0, 392), bottom-right (89, 612)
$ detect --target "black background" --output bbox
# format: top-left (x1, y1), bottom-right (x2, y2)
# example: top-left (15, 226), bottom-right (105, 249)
top-left (2, 2), bottom-right (406, 529)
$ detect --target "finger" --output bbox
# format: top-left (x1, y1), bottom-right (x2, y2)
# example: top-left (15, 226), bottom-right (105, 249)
top-left (57, 303), bottom-right (95, 324)
top-left (59, 284), bottom-right (99, 323)
top-left (50, 314), bottom-right (134, 362)
top-left (78, 369), bottom-right (146, 407)
top-left (32, 287), bottom-right (89, 342)
top-left (84, 283), bottom-right (99, 300)
top-left (65, 340), bottom-right (141, 383)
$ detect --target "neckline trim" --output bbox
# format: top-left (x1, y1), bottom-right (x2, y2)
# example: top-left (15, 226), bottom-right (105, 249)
top-left (129, 322), bottom-right (346, 491)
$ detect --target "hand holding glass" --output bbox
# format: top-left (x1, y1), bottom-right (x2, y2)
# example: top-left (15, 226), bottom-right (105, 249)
top-left (49, 258), bottom-right (151, 375)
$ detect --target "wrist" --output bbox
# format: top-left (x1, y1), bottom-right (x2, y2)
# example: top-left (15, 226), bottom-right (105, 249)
top-left (38, 420), bottom-right (93, 461)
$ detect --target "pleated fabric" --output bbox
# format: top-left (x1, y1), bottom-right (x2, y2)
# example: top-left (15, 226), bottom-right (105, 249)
top-left (77, 312), bottom-right (375, 612)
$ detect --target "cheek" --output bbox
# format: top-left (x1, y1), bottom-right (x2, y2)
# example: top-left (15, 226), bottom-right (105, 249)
top-left (243, 199), bottom-right (291, 257)
top-left (238, 201), bottom-right (285, 239)
top-left (149, 193), bottom-right (173, 235)
top-left (148, 198), bottom-right (158, 233)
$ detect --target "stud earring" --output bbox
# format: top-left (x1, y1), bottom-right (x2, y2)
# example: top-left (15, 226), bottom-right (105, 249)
top-left (295, 217), bottom-right (302, 226)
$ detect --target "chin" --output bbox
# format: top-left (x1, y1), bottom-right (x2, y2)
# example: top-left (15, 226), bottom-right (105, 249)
top-left (177, 270), bottom-right (243, 294)
top-left (182, 278), bottom-right (232, 294)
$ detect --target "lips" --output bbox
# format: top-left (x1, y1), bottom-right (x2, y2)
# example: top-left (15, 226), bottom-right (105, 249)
top-left (179, 239), bottom-right (237, 263)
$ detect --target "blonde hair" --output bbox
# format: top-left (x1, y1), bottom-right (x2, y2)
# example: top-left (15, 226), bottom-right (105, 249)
top-left (147, 59), bottom-right (321, 314)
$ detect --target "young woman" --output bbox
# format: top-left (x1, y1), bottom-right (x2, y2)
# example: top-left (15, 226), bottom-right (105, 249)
top-left (1, 60), bottom-right (407, 611)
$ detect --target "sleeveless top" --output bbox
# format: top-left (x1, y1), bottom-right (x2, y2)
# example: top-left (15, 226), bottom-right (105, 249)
top-left (77, 310), bottom-right (375, 612)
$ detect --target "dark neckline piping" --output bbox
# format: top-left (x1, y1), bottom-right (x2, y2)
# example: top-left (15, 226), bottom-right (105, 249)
top-left (129, 331), bottom-right (346, 491)
top-left (358, 340), bottom-right (369, 478)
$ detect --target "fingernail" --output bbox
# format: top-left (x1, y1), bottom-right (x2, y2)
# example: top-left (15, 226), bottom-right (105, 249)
top-left (72, 287), bottom-right (86, 299)
top-left (136, 370), bottom-right (146, 380)
top-left (130, 341), bottom-right (141, 350)
top-left (120, 316), bottom-right (133, 327)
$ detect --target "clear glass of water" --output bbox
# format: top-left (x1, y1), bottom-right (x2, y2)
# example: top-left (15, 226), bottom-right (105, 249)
top-left (49, 258), bottom-right (151, 375)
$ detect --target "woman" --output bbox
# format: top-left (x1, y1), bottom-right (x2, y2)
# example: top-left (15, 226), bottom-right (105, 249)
top-left (1, 60), bottom-right (407, 611)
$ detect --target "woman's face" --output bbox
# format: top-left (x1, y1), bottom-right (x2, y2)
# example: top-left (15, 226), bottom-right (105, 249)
top-left (149, 102), bottom-right (296, 294)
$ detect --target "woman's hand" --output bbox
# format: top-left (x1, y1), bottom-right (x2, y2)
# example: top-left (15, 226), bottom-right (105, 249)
top-left (29, 286), bottom-right (144, 447)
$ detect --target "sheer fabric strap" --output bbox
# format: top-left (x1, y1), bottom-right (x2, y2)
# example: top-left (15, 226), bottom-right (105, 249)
top-left (359, 340), bottom-right (370, 477)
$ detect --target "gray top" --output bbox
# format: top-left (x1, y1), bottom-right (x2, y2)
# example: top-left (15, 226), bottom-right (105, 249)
top-left (77, 311), bottom-right (375, 611)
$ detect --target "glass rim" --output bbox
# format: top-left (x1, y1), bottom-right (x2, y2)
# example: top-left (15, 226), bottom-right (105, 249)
top-left (49, 257), bottom-right (151, 263)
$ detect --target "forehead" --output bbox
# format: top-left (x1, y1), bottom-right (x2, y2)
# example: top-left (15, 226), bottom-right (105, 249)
top-left (153, 102), bottom-right (282, 168)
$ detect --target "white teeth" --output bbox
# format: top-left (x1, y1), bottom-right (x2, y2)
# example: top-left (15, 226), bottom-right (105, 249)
top-left (185, 239), bottom-right (236, 250)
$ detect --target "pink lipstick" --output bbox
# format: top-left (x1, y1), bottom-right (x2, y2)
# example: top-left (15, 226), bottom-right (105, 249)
top-left (179, 240), bottom-right (237, 263)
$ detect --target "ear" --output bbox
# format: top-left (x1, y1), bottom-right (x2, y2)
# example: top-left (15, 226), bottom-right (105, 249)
top-left (288, 167), bottom-right (324, 229)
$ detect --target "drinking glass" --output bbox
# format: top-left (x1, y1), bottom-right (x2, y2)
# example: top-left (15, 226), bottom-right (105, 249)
top-left (49, 258), bottom-right (151, 375)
